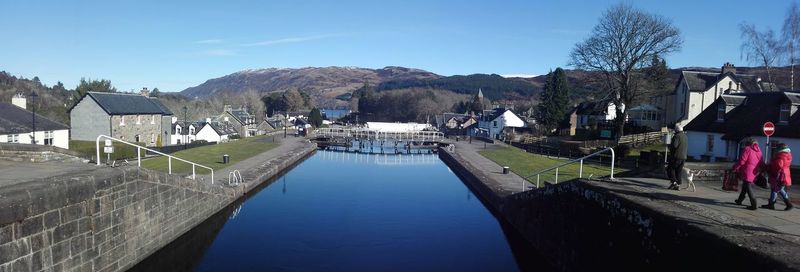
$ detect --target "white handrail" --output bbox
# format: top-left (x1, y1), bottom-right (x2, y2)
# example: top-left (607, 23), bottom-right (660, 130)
top-left (523, 147), bottom-right (615, 190)
top-left (95, 135), bottom-right (214, 183)
top-left (228, 170), bottom-right (243, 186)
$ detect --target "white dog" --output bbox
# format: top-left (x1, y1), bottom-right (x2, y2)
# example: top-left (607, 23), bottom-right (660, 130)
top-left (680, 168), bottom-right (696, 192)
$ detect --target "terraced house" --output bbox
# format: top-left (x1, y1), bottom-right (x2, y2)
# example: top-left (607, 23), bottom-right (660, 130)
top-left (214, 105), bottom-right (257, 137)
top-left (69, 92), bottom-right (174, 146)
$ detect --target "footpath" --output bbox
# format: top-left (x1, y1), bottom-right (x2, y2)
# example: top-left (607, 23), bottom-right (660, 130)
top-left (444, 140), bottom-right (800, 271)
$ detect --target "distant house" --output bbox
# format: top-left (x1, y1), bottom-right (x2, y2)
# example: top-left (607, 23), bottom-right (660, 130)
top-left (196, 122), bottom-right (238, 143)
top-left (170, 119), bottom-right (200, 145)
top-left (653, 62), bottom-right (773, 128)
top-left (440, 113), bottom-right (477, 136)
top-left (476, 108), bottom-right (526, 140)
top-left (69, 92), bottom-right (173, 146)
top-left (0, 94), bottom-right (70, 149)
top-left (575, 99), bottom-right (622, 128)
top-left (256, 120), bottom-right (276, 135)
top-left (214, 105), bottom-right (257, 137)
top-left (684, 92), bottom-right (800, 165)
top-left (627, 104), bottom-right (662, 130)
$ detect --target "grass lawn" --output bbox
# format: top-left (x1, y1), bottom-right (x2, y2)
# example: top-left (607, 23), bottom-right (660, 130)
top-left (140, 136), bottom-right (277, 174)
top-left (479, 145), bottom-right (627, 185)
top-left (70, 140), bottom-right (145, 161)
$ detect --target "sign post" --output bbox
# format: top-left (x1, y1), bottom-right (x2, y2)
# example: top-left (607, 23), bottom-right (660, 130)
top-left (763, 122), bottom-right (775, 159)
top-left (104, 140), bottom-right (114, 164)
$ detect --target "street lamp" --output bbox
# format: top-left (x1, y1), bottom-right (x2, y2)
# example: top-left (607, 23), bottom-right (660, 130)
top-left (30, 91), bottom-right (38, 145)
top-left (182, 106), bottom-right (188, 150)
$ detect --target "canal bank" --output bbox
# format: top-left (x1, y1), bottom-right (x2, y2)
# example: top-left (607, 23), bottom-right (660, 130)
top-left (440, 141), bottom-right (800, 271)
top-left (0, 137), bottom-right (316, 271)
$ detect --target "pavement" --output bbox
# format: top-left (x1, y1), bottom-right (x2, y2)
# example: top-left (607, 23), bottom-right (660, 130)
top-left (197, 135), bottom-right (311, 184)
top-left (0, 160), bottom-right (101, 187)
top-left (453, 139), bottom-right (800, 240)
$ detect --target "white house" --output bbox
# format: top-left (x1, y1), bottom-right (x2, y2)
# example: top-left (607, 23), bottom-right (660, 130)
top-left (477, 108), bottom-right (526, 139)
top-left (0, 94), bottom-right (70, 149)
top-left (195, 122), bottom-right (238, 143)
top-left (170, 118), bottom-right (198, 145)
top-left (652, 63), bottom-right (774, 128)
top-left (684, 92), bottom-right (800, 165)
top-left (574, 99), bottom-right (623, 128)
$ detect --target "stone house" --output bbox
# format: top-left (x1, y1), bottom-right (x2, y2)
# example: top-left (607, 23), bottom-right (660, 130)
top-left (0, 94), bottom-right (70, 149)
top-left (69, 92), bottom-right (173, 146)
top-left (684, 92), bottom-right (800, 165)
top-left (214, 105), bottom-right (257, 137)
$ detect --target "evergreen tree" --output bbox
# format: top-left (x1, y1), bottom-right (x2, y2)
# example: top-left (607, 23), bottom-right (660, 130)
top-left (538, 68), bottom-right (570, 133)
top-left (308, 108), bottom-right (323, 127)
top-left (645, 55), bottom-right (671, 94)
top-left (75, 78), bottom-right (116, 99)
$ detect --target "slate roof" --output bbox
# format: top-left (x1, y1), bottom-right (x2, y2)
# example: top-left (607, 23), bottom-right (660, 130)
top-left (0, 103), bottom-right (69, 134)
top-left (575, 100), bottom-right (614, 115)
top-left (70, 92), bottom-right (174, 115)
top-left (685, 92), bottom-right (800, 140)
top-left (203, 122), bottom-right (238, 136)
top-left (171, 122), bottom-right (202, 135)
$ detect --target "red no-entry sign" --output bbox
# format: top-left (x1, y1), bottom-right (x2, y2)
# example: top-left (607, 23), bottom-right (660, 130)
top-left (763, 122), bottom-right (775, 136)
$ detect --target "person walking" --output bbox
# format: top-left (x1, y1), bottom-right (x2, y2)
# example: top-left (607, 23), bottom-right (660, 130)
top-left (762, 143), bottom-right (794, 211)
top-left (667, 124), bottom-right (688, 190)
top-left (733, 138), bottom-right (765, 210)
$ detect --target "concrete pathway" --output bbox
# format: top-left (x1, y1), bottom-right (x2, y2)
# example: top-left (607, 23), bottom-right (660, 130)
top-left (451, 140), bottom-right (531, 196)
top-left (614, 176), bottom-right (800, 237)
top-left (197, 135), bottom-right (311, 184)
top-left (0, 160), bottom-right (100, 187)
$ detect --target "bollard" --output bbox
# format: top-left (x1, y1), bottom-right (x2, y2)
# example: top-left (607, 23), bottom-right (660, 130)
top-left (503, 166), bottom-right (509, 174)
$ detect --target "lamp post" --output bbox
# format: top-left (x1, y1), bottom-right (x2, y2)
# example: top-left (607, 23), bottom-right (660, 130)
top-left (182, 106), bottom-right (188, 150)
top-left (30, 91), bottom-right (38, 145)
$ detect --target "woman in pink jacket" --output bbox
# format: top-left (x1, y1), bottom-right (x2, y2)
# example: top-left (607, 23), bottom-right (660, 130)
top-left (762, 143), bottom-right (793, 211)
top-left (733, 138), bottom-right (765, 210)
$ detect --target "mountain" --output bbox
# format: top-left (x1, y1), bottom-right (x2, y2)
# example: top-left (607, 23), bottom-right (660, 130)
top-left (180, 66), bottom-right (441, 107)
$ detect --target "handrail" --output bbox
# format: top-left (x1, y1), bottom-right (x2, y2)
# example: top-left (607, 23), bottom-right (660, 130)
top-left (523, 147), bottom-right (615, 190)
top-left (228, 170), bottom-right (243, 186)
top-left (95, 135), bottom-right (214, 183)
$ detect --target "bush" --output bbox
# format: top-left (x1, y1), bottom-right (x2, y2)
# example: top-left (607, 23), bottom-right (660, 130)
top-left (229, 134), bottom-right (242, 140)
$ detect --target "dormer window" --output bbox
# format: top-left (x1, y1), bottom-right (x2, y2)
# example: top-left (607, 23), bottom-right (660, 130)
top-left (780, 104), bottom-right (791, 124)
top-left (716, 103), bottom-right (726, 122)
top-left (176, 126), bottom-right (181, 134)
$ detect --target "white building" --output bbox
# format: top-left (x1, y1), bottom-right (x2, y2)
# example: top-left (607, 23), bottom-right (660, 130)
top-left (169, 118), bottom-right (198, 145)
top-left (365, 122), bottom-right (432, 133)
top-left (477, 108), bottom-right (526, 139)
top-left (684, 92), bottom-right (800, 165)
top-left (0, 94), bottom-right (70, 149)
top-left (195, 122), bottom-right (238, 143)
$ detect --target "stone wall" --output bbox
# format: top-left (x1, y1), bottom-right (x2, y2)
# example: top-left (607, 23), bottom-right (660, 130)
top-left (0, 143), bottom-right (88, 163)
top-left (110, 115), bottom-right (162, 147)
top-left (0, 141), bottom-right (317, 271)
top-left (0, 167), bottom-right (238, 271)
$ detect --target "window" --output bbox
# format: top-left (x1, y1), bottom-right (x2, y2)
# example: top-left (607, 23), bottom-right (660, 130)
top-left (150, 134), bottom-right (155, 144)
top-left (136, 115), bottom-right (142, 125)
top-left (780, 104), bottom-right (791, 124)
top-left (7, 134), bottom-right (18, 143)
top-left (716, 103), bottom-right (726, 122)
top-left (707, 135), bottom-right (714, 153)
top-left (151, 115), bottom-right (157, 124)
top-left (189, 127), bottom-right (195, 135)
top-left (120, 116), bottom-right (125, 126)
top-left (176, 139), bottom-right (181, 144)
top-left (44, 131), bottom-right (54, 146)
top-left (135, 135), bottom-right (140, 143)
top-left (493, 121), bottom-right (497, 127)
top-left (176, 126), bottom-right (181, 135)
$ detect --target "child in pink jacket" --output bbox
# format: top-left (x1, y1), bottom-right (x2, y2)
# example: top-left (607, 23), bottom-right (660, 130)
top-left (762, 143), bottom-right (793, 211)
top-left (733, 138), bottom-right (764, 210)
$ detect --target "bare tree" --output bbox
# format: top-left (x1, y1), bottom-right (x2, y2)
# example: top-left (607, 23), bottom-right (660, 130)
top-left (569, 3), bottom-right (682, 137)
top-left (783, 1), bottom-right (800, 91)
top-left (740, 23), bottom-right (782, 85)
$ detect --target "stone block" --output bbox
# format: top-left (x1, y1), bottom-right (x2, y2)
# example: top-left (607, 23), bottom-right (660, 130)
top-left (50, 240), bottom-right (70, 264)
top-left (0, 238), bottom-right (31, 263)
top-left (77, 218), bottom-right (91, 234)
top-left (29, 234), bottom-right (45, 253)
top-left (60, 203), bottom-right (87, 224)
top-left (93, 213), bottom-right (111, 233)
top-left (0, 225), bottom-right (13, 245)
top-left (43, 210), bottom-right (60, 230)
top-left (51, 221), bottom-right (77, 244)
top-left (70, 235), bottom-right (86, 257)
top-left (10, 254), bottom-right (31, 272)
top-left (30, 250), bottom-right (42, 272)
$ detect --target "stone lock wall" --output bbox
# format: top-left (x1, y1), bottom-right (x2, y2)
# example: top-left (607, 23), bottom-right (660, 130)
top-left (0, 167), bottom-right (237, 271)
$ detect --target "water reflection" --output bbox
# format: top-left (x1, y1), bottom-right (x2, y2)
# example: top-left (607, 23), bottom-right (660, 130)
top-left (133, 150), bottom-right (549, 271)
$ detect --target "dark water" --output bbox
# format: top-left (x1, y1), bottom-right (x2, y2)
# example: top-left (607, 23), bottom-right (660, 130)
top-left (321, 108), bottom-right (349, 119)
top-left (134, 151), bottom-right (546, 272)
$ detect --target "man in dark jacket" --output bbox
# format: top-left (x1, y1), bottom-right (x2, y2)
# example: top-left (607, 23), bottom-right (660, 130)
top-left (667, 124), bottom-right (688, 190)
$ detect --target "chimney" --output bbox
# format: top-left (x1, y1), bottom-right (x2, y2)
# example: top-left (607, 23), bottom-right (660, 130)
top-left (171, 116), bottom-right (178, 124)
top-left (140, 87), bottom-right (150, 97)
top-left (205, 117), bottom-right (211, 123)
top-left (721, 62), bottom-right (736, 75)
top-left (223, 105), bottom-right (232, 113)
top-left (11, 93), bottom-right (26, 109)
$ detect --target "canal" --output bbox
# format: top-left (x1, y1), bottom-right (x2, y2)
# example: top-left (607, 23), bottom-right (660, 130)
top-left (133, 150), bottom-right (547, 271)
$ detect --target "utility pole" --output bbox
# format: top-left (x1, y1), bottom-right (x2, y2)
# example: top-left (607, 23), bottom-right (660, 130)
top-left (30, 91), bottom-right (38, 145)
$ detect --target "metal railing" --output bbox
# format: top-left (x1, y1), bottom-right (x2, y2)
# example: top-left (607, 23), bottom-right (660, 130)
top-left (95, 135), bottom-right (214, 182)
top-left (315, 127), bottom-right (444, 142)
top-left (228, 170), bottom-right (243, 186)
top-left (523, 147), bottom-right (616, 190)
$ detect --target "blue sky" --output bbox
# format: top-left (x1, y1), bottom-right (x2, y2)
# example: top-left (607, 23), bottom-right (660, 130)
top-left (0, 0), bottom-right (792, 92)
